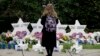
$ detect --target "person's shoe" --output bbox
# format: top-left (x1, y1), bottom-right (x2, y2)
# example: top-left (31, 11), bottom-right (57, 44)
top-left (46, 55), bottom-right (51, 56)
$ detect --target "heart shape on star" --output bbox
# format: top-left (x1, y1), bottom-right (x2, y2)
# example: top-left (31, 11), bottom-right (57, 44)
top-left (15, 31), bottom-right (27, 39)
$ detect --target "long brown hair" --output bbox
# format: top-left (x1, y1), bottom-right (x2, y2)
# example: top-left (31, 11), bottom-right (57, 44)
top-left (42, 3), bottom-right (58, 18)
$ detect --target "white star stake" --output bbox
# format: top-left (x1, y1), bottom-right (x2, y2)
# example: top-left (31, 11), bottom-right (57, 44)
top-left (11, 18), bottom-right (30, 35)
top-left (57, 20), bottom-right (67, 34)
top-left (31, 19), bottom-right (43, 34)
top-left (69, 20), bottom-right (86, 35)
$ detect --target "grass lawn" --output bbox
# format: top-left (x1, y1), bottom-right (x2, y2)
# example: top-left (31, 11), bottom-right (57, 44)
top-left (63, 43), bottom-right (100, 49)
top-left (83, 44), bottom-right (100, 49)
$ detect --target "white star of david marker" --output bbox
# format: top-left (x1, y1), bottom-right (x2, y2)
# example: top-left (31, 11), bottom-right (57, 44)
top-left (69, 20), bottom-right (86, 35)
top-left (57, 20), bottom-right (67, 34)
top-left (31, 19), bottom-right (43, 34)
top-left (11, 18), bottom-right (30, 35)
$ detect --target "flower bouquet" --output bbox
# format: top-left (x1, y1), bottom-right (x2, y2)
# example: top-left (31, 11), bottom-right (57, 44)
top-left (71, 32), bottom-right (83, 39)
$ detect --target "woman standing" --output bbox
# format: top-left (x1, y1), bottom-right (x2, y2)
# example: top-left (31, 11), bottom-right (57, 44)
top-left (41, 3), bottom-right (58, 56)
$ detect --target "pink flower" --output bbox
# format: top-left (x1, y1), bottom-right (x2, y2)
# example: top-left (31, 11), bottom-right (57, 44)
top-left (56, 33), bottom-right (63, 40)
top-left (71, 32), bottom-right (83, 38)
top-left (34, 32), bottom-right (42, 39)
top-left (88, 32), bottom-right (93, 36)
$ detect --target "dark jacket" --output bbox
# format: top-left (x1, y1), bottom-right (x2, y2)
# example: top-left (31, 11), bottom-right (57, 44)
top-left (41, 15), bottom-right (58, 47)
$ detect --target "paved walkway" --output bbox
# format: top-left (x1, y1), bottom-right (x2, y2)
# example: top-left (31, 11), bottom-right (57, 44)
top-left (0, 49), bottom-right (100, 56)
